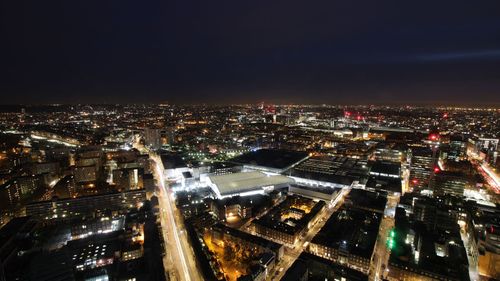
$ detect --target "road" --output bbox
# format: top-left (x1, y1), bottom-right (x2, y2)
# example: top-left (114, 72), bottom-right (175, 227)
top-left (149, 151), bottom-right (203, 281)
top-left (371, 194), bottom-right (399, 281)
top-left (478, 162), bottom-right (500, 194)
top-left (467, 152), bottom-right (499, 194)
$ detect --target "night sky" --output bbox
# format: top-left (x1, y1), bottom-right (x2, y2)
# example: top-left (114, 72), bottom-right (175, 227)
top-left (1, 1), bottom-right (500, 105)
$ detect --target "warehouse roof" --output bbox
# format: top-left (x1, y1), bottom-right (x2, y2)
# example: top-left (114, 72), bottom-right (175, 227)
top-left (208, 171), bottom-right (294, 198)
top-left (229, 149), bottom-right (308, 170)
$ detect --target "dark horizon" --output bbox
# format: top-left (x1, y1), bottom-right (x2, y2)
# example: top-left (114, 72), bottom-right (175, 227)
top-left (2, 1), bottom-right (500, 105)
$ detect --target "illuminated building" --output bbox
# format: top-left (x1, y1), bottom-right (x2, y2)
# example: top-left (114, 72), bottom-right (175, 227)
top-left (478, 227), bottom-right (500, 280)
top-left (253, 196), bottom-right (325, 246)
top-left (372, 143), bottom-right (406, 163)
top-left (211, 223), bottom-right (284, 261)
top-left (210, 195), bottom-right (269, 221)
top-left (289, 156), bottom-right (370, 188)
top-left (207, 171), bottom-right (293, 199)
top-left (1, 176), bottom-right (39, 205)
top-left (30, 161), bottom-right (60, 175)
top-left (409, 147), bottom-right (434, 189)
top-left (432, 171), bottom-right (472, 197)
top-left (71, 216), bottom-right (125, 240)
top-left (288, 184), bottom-right (342, 202)
top-left (26, 189), bottom-right (146, 220)
top-left (209, 161), bottom-right (242, 176)
top-left (74, 165), bottom-right (98, 183)
top-left (439, 135), bottom-right (468, 161)
top-left (144, 128), bottom-right (162, 150)
top-left (465, 201), bottom-right (500, 280)
top-left (387, 196), bottom-right (469, 281)
top-left (112, 167), bottom-right (144, 190)
top-left (70, 233), bottom-right (119, 271)
top-left (281, 252), bottom-right (368, 281)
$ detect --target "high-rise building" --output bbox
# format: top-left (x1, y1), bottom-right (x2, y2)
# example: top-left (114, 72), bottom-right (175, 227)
top-left (432, 171), bottom-right (472, 197)
top-left (26, 189), bottom-right (146, 220)
top-left (409, 147), bottom-right (434, 190)
top-left (144, 128), bottom-right (161, 150)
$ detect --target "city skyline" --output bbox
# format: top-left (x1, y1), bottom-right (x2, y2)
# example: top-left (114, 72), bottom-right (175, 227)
top-left (0, 104), bottom-right (498, 281)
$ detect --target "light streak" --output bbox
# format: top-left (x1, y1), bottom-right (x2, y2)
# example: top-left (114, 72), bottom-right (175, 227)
top-left (154, 156), bottom-right (192, 281)
top-left (480, 163), bottom-right (500, 191)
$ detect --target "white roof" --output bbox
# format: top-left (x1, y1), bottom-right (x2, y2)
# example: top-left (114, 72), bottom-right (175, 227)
top-left (209, 171), bottom-right (294, 197)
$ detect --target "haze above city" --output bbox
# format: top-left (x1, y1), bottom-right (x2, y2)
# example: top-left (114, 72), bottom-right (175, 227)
top-left (1, 1), bottom-right (500, 105)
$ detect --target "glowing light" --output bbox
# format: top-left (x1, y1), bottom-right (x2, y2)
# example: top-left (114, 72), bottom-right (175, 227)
top-left (429, 134), bottom-right (439, 141)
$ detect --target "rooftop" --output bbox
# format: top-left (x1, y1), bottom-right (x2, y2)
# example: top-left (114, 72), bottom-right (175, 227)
top-left (208, 171), bottom-right (294, 198)
top-left (344, 189), bottom-right (388, 213)
top-left (311, 207), bottom-right (382, 259)
top-left (369, 161), bottom-right (401, 177)
top-left (282, 252), bottom-right (368, 281)
top-left (160, 153), bottom-right (187, 169)
top-left (289, 156), bottom-right (369, 186)
top-left (213, 223), bottom-right (282, 252)
top-left (289, 184), bottom-right (339, 195)
top-left (254, 195), bottom-right (325, 235)
top-left (229, 149), bottom-right (308, 170)
top-left (389, 206), bottom-right (470, 280)
top-left (0, 216), bottom-right (35, 250)
top-left (365, 176), bottom-right (402, 194)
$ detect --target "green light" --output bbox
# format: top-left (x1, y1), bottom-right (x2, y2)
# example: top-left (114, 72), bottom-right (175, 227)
top-left (387, 238), bottom-right (395, 250)
top-left (390, 229), bottom-right (395, 238)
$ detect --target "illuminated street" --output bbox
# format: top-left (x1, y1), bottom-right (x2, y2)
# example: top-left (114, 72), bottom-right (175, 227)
top-left (371, 194), bottom-right (399, 281)
top-left (150, 152), bottom-right (203, 281)
top-left (479, 162), bottom-right (500, 194)
top-left (467, 156), bottom-right (500, 196)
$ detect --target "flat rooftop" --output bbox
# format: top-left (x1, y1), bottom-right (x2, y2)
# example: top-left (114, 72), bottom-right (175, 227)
top-left (282, 252), bottom-right (368, 281)
top-left (365, 176), bottom-right (402, 194)
top-left (208, 171), bottom-right (294, 198)
top-left (389, 206), bottom-right (469, 280)
top-left (229, 149), bottom-right (308, 170)
top-left (345, 189), bottom-right (388, 213)
top-left (0, 216), bottom-right (34, 248)
top-left (213, 223), bottom-right (282, 252)
top-left (369, 161), bottom-right (401, 176)
top-left (160, 153), bottom-right (187, 169)
top-left (254, 195), bottom-right (325, 235)
top-left (311, 207), bottom-right (382, 259)
top-left (289, 156), bottom-right (369, 186)
top-left (289, 184), bottom-right (339, 195)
